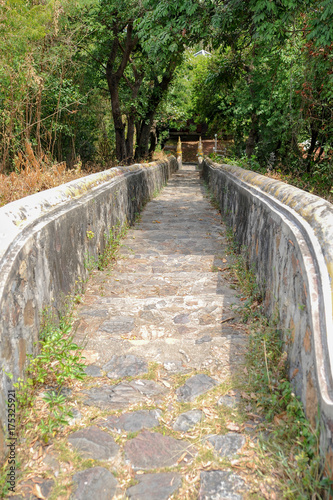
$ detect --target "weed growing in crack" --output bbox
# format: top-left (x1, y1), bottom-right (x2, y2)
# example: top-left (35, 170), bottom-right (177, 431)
top-left (83, 251), bottom-right (98, 273)
top-left (84, 220), bottom-right (129, 274)
top-left (97, 222), bottom-right (129, 270)
top-left (4, 303), bottom-right (86, 452)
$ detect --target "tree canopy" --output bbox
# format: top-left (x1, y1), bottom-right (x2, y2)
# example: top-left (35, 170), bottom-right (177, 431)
top-left (0, 0), bottom-right (332, 193)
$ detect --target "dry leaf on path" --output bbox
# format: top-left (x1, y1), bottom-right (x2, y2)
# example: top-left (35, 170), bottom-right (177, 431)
top-left (177, 451), bottom-right (188, 464)
top-left (160, 379), bottom-right (171, 388)
top-left (226, 422), bottom-right (240, 431)
top-left (31, 484), bottom-right (46, 500)
top-left (273, 411), bottom-right (288, 425)
top-left (220, 316), bottom-right (235, 324)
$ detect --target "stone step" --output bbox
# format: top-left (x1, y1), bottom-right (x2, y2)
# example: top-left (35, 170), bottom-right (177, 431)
top-left (135, 221), bottom-right (223, 230)
top-left (124, 229), bottom-right (225, 239)
top-left (113, 253), bottom-right (230, 273)
top-left (118, 239), bottom-right (226, 256)
top-left (83, 272), bottom-right (239, 298)
top-left (79, 335), bottom-right (247, 378)
top-left (77, 294), bottom-right (240, 326)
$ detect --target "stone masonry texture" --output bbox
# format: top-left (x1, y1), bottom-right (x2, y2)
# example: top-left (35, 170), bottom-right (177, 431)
top-left (66, 164), bottom-right (250, 499)
top-left (0, 158), bottom-right (178, 458)
top-left (202, 157), bottom-right (333, 465)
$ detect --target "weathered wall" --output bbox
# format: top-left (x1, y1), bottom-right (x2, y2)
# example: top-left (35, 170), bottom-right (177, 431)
top-left (202, 158), bottom-right (333, 466)
top-left (0, 157), bottom-right (178, 457)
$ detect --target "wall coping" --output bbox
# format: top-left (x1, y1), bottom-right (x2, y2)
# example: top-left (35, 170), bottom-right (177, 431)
top-left (0, 162), bottom-right (163, 262)
top-left (205, 158), bottom-right (333, 412)
top-left (206, 160), bottom-right (333, 308)
top-left (205, 160), bottom-right (333, 272)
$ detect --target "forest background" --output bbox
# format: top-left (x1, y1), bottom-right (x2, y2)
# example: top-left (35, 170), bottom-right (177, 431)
top-left (0, 0), bottom-right (332, 205)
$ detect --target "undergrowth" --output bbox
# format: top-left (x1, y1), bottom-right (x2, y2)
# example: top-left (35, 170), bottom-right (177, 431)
top-left (0, 301), bottom-right (86, 497)
top-left (0, 142), bottom-right (105, 208)
top-left (84, 221), bottom-right (129, 273)
top-left (0, 143), bottom-right (168, 209)
top-left (7, 306), bottom-right (86, 445)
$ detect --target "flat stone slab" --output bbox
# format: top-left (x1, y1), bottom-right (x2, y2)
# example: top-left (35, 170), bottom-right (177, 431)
top-left (199, 470), bottom-right (247, 499)
top-left (173, 410), bottom-right (203, 432)
top-left (163, 360), bottom-right (184, 372)
top-left (195, 335), bottom-right (212, 344)
top-left (217, 391), bottom-right (242, 408)
top-left (103, 355), bottom-right (148, 379)
top-left (68, 426), bottom-right (119, 460)
top-left (100, 316), bottom-right (134, 334)
top-left (84, 365), bottom-right (103, 377)
top-left (98, 410), bottom-right (161, 432)
top-left (173, 313), bottom-right (190, 324)
top-left (217, 392), bottom-right (241, 408)
top-left (176, 374), bottom-right (218, 402)
top-left (72, 467), bottom-right (118, 499)
top-left (126, 472), bottom-right (182, 500)
top-left (124, 431), bottom-right (195, 469)
top-left (206, 433), bottom-right (246, 458)
top-left (83, 380), bottom-right (167, 409)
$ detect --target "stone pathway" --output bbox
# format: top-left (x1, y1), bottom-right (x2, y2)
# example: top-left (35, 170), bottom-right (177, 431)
top-left (13, 165), bottom-right (269, 499)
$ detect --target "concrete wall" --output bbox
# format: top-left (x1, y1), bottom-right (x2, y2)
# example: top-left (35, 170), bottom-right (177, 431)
top-left (202, 158), bottom-right (333, 467)
top-left (0, 157), bottom-right (178, 457)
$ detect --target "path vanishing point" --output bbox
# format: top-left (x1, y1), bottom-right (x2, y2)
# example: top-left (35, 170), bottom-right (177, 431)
top-left (15, 164), bottom-right (269, 499)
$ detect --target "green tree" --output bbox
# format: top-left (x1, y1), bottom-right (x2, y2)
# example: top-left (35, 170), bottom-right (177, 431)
top-left (84, 0), bottom-right (212, 162)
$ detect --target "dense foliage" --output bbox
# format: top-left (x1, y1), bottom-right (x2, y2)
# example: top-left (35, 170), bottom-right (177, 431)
top-left (0, 0), bottom-right (332, 193)
top-left (186, 0), bottom-right (333, 191)
top-left (0, 0), bottom-right (123, 172)
top-left (0, 0), bottom-right (210, 170)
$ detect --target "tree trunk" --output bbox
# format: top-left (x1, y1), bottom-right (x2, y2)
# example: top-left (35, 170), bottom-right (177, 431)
top-left (149, 121), bottom-right (158, 155)
top-left (135, 69), bottom-right (176, 160)
top-left (136, 120), bottom-right (152, 160)
top-left (105, 22), bottom-right (138, 163)
top-left (245, 113), bottom-right (258, 158)
top-left (126, 114), bottom-right (135, 162)
top-left (107, 72), bottom-right (128, 161)
top-left (305, 125), bottom-right (319, 173)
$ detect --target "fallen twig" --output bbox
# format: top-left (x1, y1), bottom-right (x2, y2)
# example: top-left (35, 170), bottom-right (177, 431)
top-left (220, 317), bottom-right (235, 324)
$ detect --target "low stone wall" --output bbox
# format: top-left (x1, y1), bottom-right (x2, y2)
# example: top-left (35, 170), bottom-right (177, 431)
top-left (202, 158), bottom-right (333, 467)
top-left (0, 157), bottom-right (178, 457)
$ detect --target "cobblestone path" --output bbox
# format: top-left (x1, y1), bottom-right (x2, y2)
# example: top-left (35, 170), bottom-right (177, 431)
top-left (16, 165), bottom-right (265, 499)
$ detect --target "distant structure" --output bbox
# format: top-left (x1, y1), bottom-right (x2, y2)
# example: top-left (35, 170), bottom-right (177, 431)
top-left (193, 49), bottom-right (212, 57)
